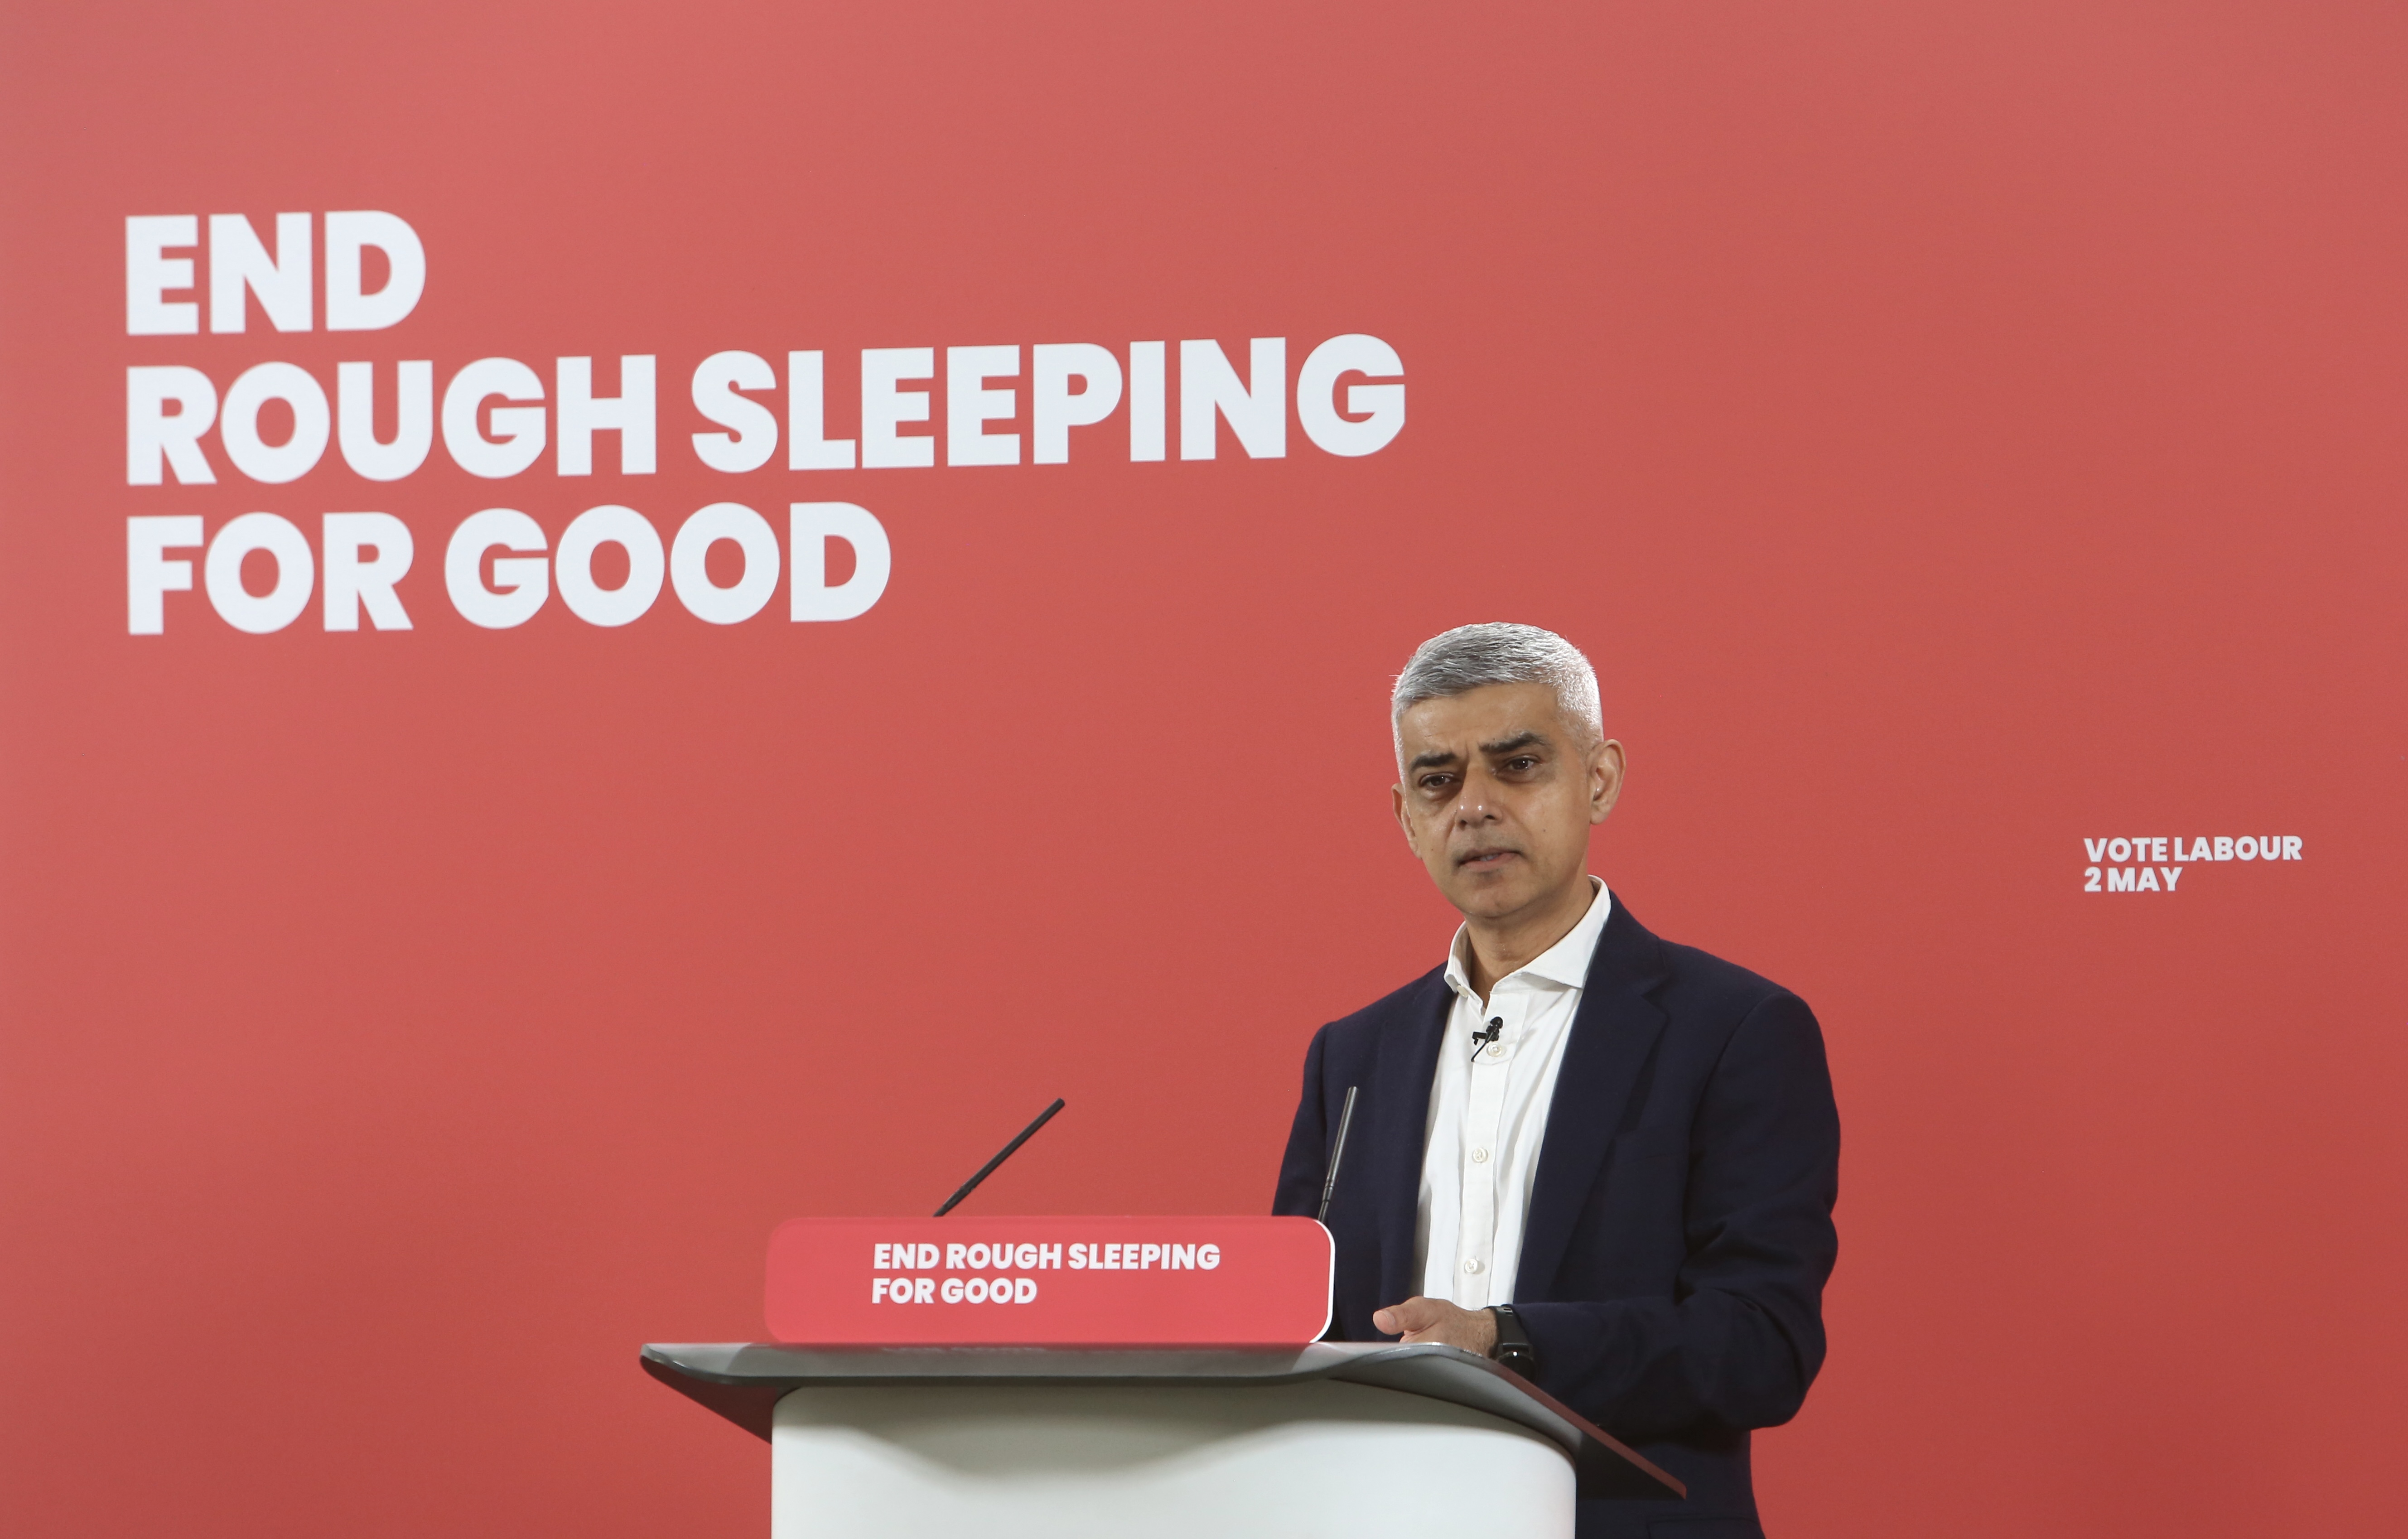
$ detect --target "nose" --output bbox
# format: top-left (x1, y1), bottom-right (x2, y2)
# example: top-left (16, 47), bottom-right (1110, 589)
top-left (1452, 771), bottom-right (1501, 826)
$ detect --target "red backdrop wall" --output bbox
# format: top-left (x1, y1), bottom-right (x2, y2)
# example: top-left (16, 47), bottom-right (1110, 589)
top-left (4, 3), bottom-right (2404, 1537)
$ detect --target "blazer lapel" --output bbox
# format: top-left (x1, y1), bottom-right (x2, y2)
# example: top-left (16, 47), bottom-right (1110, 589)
top-left (1515, 899), bottom-right (1672, 1299)
top-left (1369, 970), bottom-right (1450, 1316)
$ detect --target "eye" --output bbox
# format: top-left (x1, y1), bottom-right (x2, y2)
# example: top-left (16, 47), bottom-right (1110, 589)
top-left (1505, 756), bottom-right (1539, 771)
top-left (1419, 773), bottom-right (1457, 792)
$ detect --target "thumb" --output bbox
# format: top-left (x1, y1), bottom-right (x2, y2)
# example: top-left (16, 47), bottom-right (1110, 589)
top-left (1373, 1297), bottom-right (1436, 1336)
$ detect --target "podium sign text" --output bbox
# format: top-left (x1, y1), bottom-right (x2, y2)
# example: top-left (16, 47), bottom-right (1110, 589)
top-left (766, 1216), bottom-right (1333, 1345)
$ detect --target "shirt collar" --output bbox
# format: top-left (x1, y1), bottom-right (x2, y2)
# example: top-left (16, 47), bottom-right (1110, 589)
top-left (1443, 878), bottom-right (1613, 999)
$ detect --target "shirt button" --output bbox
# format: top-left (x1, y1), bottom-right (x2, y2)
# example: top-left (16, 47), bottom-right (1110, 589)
top-left (1463, 1258), bottom-right (1484, 1274)
top-left (1484, 1042), bottom-right (1505, 1057)
top-left (1471, 1147), bottom-right (1490, 1163)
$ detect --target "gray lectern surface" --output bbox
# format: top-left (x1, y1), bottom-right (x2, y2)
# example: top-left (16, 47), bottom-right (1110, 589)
top-left (642, 1341), bottom-right (1683, 1501)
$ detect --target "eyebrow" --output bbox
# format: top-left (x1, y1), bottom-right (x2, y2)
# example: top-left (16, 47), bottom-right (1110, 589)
top-left (1479, 731), bottom-right (1549, 756)
top-left (1405, 731), bottom-right (1553, 774)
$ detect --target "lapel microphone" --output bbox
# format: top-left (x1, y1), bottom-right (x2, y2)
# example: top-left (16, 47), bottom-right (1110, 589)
top-left (1470, 1016), bottom-right (1504, 1059)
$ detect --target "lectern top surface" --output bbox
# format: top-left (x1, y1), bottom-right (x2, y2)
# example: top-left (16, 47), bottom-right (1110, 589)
top-left (640, 1341), bottom-right (1682, 1502)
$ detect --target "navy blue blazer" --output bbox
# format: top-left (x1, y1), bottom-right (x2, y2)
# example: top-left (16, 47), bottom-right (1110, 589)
top-left (1273, 897), bottom-right (1839, 1539)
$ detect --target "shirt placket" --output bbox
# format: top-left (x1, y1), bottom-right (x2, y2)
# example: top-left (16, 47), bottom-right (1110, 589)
top-left (1456, 988), bottom-right (1517, 1308)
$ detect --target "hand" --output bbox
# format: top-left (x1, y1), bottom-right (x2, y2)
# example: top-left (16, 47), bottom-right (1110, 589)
top-left (1372, 1295), bottom-right (1498, 1356)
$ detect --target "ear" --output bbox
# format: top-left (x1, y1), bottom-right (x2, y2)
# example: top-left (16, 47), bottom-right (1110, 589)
top-left (1589, 739), bottom-right (1626, 825)
top-left (1392, 781), bottom-right (1415, 847)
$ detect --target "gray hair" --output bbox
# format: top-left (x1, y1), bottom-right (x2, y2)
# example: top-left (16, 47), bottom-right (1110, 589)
top-left (1391, 622), bottom-right (1603, 764)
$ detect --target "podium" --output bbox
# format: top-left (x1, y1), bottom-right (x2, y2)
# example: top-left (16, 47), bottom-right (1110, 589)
top-left (644, 1341), bottom-right (1682, 1539)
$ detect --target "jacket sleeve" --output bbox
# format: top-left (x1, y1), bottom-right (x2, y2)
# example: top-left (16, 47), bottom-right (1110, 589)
top-left (1270, 1024), bottom-right (1333, 1219)
top-left (1515, 990), bottom-right (1841, 1438)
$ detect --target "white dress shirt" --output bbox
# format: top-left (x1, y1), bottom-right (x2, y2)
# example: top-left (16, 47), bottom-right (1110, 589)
top-left (1416, 877), bottom-right (1612, 1308)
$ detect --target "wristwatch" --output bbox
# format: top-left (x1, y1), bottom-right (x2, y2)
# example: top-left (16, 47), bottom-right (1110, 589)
top-left (1487, 1304), bottom-right (1539, 1376)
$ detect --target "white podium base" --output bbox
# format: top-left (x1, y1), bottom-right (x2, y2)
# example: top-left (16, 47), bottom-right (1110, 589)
top-left (771, 1379), bottom-right (1575, 1539)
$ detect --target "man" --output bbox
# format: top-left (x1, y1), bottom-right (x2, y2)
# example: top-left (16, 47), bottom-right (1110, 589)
top-left (1274, 622), bottom-right (1839, 1539)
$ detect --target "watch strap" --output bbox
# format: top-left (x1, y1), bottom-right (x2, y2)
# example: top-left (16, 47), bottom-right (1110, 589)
top-left (1488, 1303), bottom-right (1539, 1375)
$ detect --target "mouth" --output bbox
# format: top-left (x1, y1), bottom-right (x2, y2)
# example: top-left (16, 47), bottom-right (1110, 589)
top-left (1455, 847), bottom-right (1521, 871)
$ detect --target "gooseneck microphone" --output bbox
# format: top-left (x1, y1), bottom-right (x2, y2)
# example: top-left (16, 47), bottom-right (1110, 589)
top-left (1317, 1085), bottom-right (1360, 1223)
top-left (934, 1097), bottom-right (1066, 1217)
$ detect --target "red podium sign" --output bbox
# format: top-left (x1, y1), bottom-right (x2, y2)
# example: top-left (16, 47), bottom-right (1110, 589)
top-left (765, 1216), bottom-right (1333, 1346)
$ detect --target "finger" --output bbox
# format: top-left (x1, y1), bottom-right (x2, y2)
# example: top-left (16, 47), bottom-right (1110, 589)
top-left (1397, 1311), bottom-right (1457, 1346)
top-left (1375, 1297), bottom-right (1438, 1336)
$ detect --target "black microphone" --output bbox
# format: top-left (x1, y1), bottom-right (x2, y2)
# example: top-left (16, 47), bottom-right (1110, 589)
top-left (934, 1098), bottom-right (1065, 1217)
top-left (1470, 1016), bottom-right (1504, 1059)
top-left (1317, 1085), bottom-right (1360, 1223)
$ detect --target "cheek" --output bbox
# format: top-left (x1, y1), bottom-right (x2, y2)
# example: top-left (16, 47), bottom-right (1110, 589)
top-left (1521, 790), bottom-right (1583, 840)
top-left (1404, 809), bottom-right (1453, 858)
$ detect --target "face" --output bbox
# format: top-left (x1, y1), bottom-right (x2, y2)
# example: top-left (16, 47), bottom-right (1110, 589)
top-left (1391, 682), bottom-right (1624, 925)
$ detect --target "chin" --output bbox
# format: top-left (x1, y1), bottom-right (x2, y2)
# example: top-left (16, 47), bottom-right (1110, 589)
top-left (1448, 879), bottom-right (1536, 918)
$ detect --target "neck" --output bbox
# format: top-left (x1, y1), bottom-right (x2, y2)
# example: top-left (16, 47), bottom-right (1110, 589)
top-left (1462, 877), bottom-right (1596, 1000)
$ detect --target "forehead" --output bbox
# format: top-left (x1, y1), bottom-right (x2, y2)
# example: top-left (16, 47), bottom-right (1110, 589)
top-left (1395, 681), bottom-right (1569, 748)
